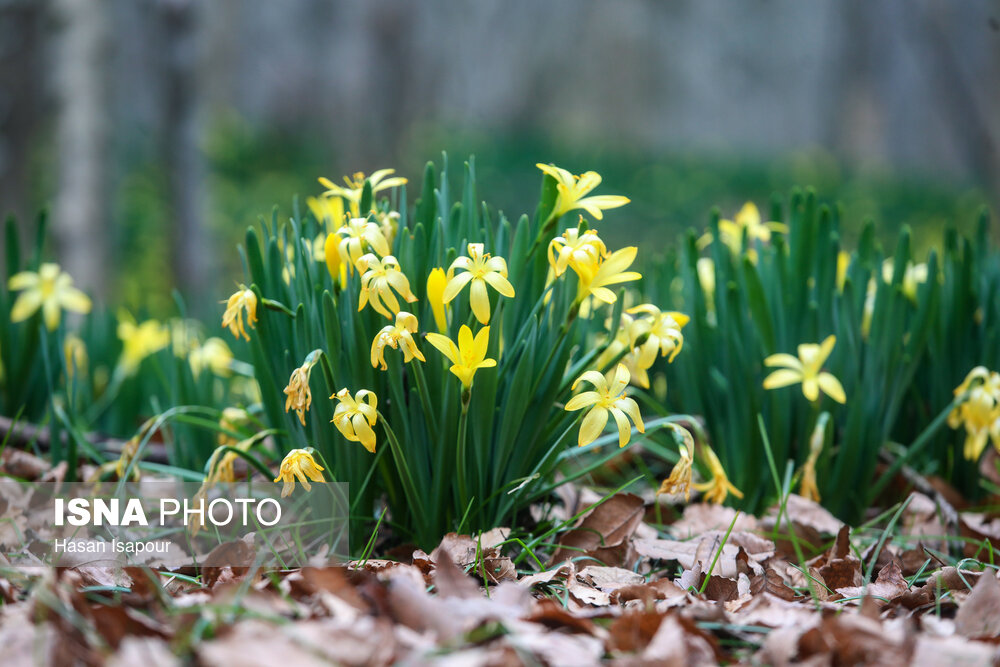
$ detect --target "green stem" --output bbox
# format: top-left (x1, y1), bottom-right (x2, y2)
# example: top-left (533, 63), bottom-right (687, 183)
top-left (456, 389), bottom-right (471, 512)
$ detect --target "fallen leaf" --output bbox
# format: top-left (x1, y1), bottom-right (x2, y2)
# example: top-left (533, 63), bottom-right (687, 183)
top-left (634, 532), bottom-right (772, 579)
top-left (107, 637), bottom-right (180, 667)
top-left (549, 493), bottom-right (644, 567)
top-left (576, 565), bottom-right (644, 592)
top-left (518, 562), bottom-right (575, 590)
top-left (910, 634), bottom-right (996, 667)
top-left (1, 448), bottom-right (50, 480)
top-left (750, 567), bottom-right (798, 601)
top-left (960, 513), bottom-right (1000, 558)
top-left (956, 571), bottom-right (1000, 638)
top-left (431, 547), bottom-right (481, 599)
top-left (837, 560), bottom-right (909, 603)
top-left (669, 503), bottom-right (759, 537)
top-left (431, 532), bottom-right (478, 567)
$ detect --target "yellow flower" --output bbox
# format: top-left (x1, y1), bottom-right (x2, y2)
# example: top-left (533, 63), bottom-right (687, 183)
top-left (284, 352), bottom-right (320, 426)
top-left (203, 409), bottom-right (253, 487)
top-left (882, 260), bottom-right (928, 303)
top-left (274, 448), bottom-right (326, 497)
top-left (726, 202), bottom-right (787, 243)
top-left (536, 163), bottom-right (630, 220)
top-left (168, 318), bottom-right (198, 356)
top-left (442, 243), bottom-right (515, 324)
top-left (307, 194), bottom-right (345, 228)
top-left (336, 217), bottom-right (391, 270)
top-left (627, 305), bottom-right (689, 365)
top-left (218, 407), bottom-right (250, 447)
top-left (8, 263), bottom-right (92, 331)
top-left (697, 257), bottom-right (716, 296)
top-left (861, 278), bottom-right (877, 339)
top-left (576, 246), bottom-right (642, 305)
top-left (375, 209), bottom-right (400, 249)
top-left (323, 231), bottom-right (345, 284)
top-left (310, 234), bottom-right (326, 263)
top-left (356, 253), bottom-right (418, 319)
top-left (117, 315), bottom-right (170, 375)
top-left (425, 325), bottom-right (496, 389)
top-left (548, 225), bottom-right (607, 278)
top-left (693, 446), bottom-right (743, 504)
top-left (595, 312), bottom-right (653, 388)
top-left (319, 169), bottom-right (407, 217)
top-left (700, 202), bottom-right (788, 259)
top-left (565, 364), bottom-right (644, 448)
top-left (948, 367), bottom-right (1000, 461)
top-left (371, 311), bottom-right (426, 370)
top-left (222, 286), bottom-right (258, 341)
top-left (426, 267), bottom-right (449, 333)
top-left (64, 333), bottom-right (88, 382)
top-left (835, 251), bottom-right (851, 292)
top-left (114, 436), bottom-right (142, 481)
top-left (763, 335), bottom-right (846, 404)
top-left (189, 337), bottom-right (233, 377)
top-left (657, 430), bottom-right (695, 501)
top-left (332, 388), bottom-right (379, 453)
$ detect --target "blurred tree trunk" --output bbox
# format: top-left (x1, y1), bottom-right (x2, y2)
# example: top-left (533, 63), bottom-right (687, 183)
top-left (0, 0), bottom-right (44, 259)
top-left (159, 0), bottom-right (211, 315)
top-left (52, 0), bottom-right (109, 297)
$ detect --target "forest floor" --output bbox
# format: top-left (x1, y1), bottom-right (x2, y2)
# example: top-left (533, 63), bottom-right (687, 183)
top-left (2, 448), bottom-right (1000, 666)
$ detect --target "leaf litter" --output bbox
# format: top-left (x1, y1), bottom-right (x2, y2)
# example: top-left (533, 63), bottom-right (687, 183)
top-left (2, 488), bottom-right (1000, 665)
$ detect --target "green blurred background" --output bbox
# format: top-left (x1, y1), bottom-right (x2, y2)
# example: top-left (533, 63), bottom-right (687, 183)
top-left (1, 1), bottom-right (997, 318)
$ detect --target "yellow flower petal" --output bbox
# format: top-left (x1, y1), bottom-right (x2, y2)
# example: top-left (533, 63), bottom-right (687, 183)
top-left (578, 406), bottom-right (609, 447)
top-left (762, 368), bottom-right (803, 390)
top-left (817, 372), bottom-right (846, 404)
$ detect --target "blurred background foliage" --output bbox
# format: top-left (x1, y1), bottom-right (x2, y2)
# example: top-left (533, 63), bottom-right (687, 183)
top-left (1, 0), bottom-right (997, 319)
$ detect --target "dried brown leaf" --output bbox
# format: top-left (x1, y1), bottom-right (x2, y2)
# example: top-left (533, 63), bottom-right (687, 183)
top-left (669, 503), bottom-right (759, 537)
top-left (911, 634), bottom-right (997, 667)
top-left (431, 547), bottom-right (481, 599)
top-left (107, 637), bottom-right (180, 667)
top-left (956, 571), bottom-right (1000, 638)
top-left (837, 560), bottom-right (909, 603)
top-left (634, 532), bottom-right (772, 579)
top-left (549, 493), bottom-right (644, 567)
top-left (518, 562), bottom-right (575, 589)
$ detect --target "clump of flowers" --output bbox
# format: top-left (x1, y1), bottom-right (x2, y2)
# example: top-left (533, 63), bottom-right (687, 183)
top-left (227, 160), bottom-right (691, 548)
